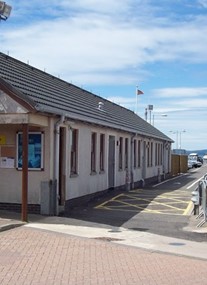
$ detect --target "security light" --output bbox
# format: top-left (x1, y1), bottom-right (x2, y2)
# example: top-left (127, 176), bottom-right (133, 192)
top-left (0, 1), bottom-right (12, 21)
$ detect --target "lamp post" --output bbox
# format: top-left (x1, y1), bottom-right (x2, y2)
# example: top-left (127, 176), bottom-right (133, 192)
top-left (148, 105), bottom-right (153, 124)
top-left (169, 130), bottom-right (186, 150)
top-left (169, 131), bottom-right (178, 149)
top-left (179, 130), bottom-right (186, 149)
top-left (152, 113), bottom-right (168, 126)
top-left (0, 1), bottom-right (12, 21)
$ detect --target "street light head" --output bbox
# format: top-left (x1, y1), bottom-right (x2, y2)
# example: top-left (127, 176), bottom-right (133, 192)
top-left (0, 1), bottom-right (12, 21)
top-left (148, 105), bottom-right (153, 111)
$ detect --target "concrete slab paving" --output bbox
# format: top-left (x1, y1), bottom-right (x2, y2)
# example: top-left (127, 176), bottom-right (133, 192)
top-left (0, 226), bottom-right (207, 285)
top-left (25, 214), bottom-right (207, 260)
top-left (0, 209), bottom-right (206, 260)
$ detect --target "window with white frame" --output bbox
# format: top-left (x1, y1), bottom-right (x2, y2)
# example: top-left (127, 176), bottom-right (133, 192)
top-left (155, 142), bottom-right (162, 166)
top-left (150, 142), bottom-right (153, 166)
top-left (138, 140), bottom-right (141, 167)
top-left (134, 139), bottom-right (137, 168)
top-left (155, 143), bottom-right (158, 165)
top-left (147, 142), bottom-right (150, 167)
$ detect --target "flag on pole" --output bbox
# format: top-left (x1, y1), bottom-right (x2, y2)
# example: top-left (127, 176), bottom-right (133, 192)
top-left (135, 86), bottom-right (144, 114)
top-left (137, 89), bottom-right (144, 95)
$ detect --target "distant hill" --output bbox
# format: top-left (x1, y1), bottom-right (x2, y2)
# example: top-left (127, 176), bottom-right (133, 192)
top-left (186, 149), bottom-right (207, 157)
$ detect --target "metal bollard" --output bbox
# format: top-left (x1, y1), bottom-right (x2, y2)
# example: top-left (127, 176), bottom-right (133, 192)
top-left (191, 189), bottom-right (199, 215)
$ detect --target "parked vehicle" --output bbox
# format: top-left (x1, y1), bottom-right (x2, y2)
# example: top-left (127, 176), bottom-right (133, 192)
top-left (198, 156), bottom-right (203, 164)
top-left (188, 160), bottom-right (193, 169)
top-left (188, 153), bottom-right (203, 168)
top-left (188, 159), bottom-right (202, 168)
top-left (203, 154), bottom-right (207, 164)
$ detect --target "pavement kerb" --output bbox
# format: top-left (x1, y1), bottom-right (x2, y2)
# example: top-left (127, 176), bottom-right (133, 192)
top-left (0, 221), bottom-right (25, 232)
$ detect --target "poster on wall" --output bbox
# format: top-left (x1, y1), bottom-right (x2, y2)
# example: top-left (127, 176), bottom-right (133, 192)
top-left (16, 132), bottom-right (44, 170)
top-left (0, 157), bottom-right (15, 168)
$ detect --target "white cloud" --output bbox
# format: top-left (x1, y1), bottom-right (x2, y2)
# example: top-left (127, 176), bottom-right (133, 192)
top-left (2, 1), bottom-right (207, 150)
top-left (198, 0), bottom-right (207, 8)
top-left (61, 0), bottom-right (133, 14)
top-left (2, 0), bottom-right (207, 86)
top-left (106, 87), bottom-right (207, 113)
top-left (152, 87), bottom-right (207, 98)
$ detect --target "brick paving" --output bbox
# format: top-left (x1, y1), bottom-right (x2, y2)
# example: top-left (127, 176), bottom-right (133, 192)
top-left (0, 227), bottom-right (206, 285)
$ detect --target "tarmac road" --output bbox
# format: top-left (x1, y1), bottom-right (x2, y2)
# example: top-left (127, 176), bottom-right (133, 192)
top-left (67, 165), bottom-right (207, 242)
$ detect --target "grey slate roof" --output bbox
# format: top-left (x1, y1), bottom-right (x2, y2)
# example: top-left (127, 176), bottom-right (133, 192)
top-left (0, 52), bottom-right (172, 142)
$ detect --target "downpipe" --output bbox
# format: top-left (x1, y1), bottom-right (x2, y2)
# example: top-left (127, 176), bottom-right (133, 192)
top-left (54, 115), bottom-right (65, 215)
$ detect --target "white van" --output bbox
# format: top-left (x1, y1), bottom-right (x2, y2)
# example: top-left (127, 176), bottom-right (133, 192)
top-left (188, 153), bottom-right (202, 167)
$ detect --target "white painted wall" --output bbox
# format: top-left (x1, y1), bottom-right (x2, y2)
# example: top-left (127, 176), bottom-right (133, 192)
top-left (66, 124), bottom-right (139, 200)
top-left (0, 116), bottom-right (171, 206)
top-left (0, 123), bottom-right (52, 204)
top-left (67, 124), bottom-right (109, 199)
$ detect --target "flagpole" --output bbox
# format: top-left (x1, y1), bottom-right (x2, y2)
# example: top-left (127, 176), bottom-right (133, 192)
top-left (136, 85), bottom-right (138, 114)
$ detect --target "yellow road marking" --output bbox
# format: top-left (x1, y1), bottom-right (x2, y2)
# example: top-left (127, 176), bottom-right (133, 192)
top-left (97, 205), bottom-right (184, 215)
top-left (97, 197), bottom-right (187, 212)
top-left (109, 197), bottom-right (146, 210)
top-left (95, 190), bottom-right (192, 215)
top-left (122, 195), bottom-right (186, 209)
top-left (156, 195), bottom-right (189, 203)
top-left (124, 193), bottom-right (190, 204)
top-left (95, 194), bottom-right (124, 208)
top-left (121, 195), bottom-right (189, 204)
top-left (183, 201), bottom-right (193, 215)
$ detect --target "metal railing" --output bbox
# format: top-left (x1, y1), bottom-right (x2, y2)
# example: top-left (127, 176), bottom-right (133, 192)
top-left (191, 174), bottom-right (207, 227)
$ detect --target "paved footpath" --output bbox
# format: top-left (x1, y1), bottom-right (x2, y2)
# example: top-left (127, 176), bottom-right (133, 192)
top-left (0, 225), bottom-right (207, 285)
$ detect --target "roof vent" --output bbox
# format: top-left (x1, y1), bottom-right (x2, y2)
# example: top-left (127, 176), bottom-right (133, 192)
top-left (98, 101), bottom-right (104, 111)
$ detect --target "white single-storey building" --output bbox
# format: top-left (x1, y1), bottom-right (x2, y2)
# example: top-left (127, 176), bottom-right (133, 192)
top-left (0, 52), bottom-right (173, 216)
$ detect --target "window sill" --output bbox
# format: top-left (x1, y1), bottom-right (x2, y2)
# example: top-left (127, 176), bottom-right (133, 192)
top-left (70, 173), bottom-right (78, 178)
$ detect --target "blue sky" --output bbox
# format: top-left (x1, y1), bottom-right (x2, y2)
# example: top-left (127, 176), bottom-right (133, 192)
top-left (1, 0), bottom-right (207, 150)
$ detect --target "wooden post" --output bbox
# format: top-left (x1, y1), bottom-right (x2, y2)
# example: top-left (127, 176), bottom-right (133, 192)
top-left (22, 124), bottom-right (28, 222)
